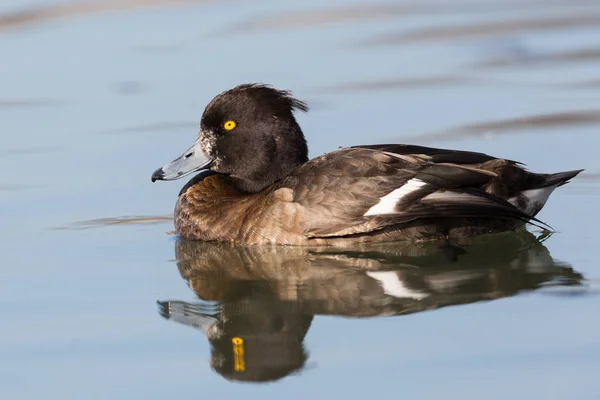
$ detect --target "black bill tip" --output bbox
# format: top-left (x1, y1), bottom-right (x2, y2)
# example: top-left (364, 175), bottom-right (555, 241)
top-left (151, 167), bottom-right (165, 182)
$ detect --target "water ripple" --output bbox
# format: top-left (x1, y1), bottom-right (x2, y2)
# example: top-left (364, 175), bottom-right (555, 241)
top-left (367, 13), bottom-right (600, 45)
top-left (53, 215), bottom-right (173, 230)
top-left (404, 109), bottom-right (600, 142)
top-left (0, 0), bottom-right (221, 31)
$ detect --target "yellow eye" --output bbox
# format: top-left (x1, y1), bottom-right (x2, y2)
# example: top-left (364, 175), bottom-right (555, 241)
top-left (223, 120), bottom-right (237, 131)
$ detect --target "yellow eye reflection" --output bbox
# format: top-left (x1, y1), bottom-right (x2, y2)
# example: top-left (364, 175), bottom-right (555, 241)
top-left (232, 337), bottom-right (245, 372)
top-left (223, 120), bottom-right (237, 131)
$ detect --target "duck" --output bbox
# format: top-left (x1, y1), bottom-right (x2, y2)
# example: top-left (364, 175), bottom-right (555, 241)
top-left (151, 83), bottom-right (583, 246)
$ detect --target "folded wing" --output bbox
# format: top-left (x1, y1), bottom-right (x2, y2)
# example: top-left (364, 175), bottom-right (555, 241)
top-left (282, 147), bottom-right (547, 239)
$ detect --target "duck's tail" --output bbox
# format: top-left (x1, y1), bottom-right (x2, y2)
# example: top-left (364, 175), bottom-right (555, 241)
top-left (543, 169), bottom-right (585, 187)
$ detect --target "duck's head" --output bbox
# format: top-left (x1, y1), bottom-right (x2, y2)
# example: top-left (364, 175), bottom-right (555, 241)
top-left (151, 84), bottom-right (309, 193)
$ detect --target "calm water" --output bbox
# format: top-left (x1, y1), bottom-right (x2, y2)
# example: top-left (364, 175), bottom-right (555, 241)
top-left (1, 0), bottom-right (599, 399)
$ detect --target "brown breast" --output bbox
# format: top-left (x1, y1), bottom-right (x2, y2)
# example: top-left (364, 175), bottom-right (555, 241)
top-left (174, 175), bottom-right (306, 245)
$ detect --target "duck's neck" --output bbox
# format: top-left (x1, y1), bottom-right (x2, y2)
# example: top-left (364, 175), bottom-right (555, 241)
top-left (231, 122), bottom-right (308, 193)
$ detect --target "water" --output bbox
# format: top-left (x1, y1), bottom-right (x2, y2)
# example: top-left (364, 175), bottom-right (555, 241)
top-left (1, 0), bottom-right (599, 398)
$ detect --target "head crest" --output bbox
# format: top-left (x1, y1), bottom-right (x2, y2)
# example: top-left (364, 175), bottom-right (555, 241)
top-left (230, 83), bottom-right (309, 113)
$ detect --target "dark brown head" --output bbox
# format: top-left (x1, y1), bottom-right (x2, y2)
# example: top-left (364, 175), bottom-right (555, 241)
top-left (151, 84), bottom-right (309, 193)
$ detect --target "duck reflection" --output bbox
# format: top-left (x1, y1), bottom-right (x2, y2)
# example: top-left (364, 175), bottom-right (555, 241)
top-left (157, 231), bottom-right (583, 383)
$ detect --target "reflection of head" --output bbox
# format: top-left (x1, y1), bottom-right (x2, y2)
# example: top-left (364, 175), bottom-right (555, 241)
top-left (207, 295), bottom-right (312, 383)
top-left (210, 333), bottom-right (309, 382)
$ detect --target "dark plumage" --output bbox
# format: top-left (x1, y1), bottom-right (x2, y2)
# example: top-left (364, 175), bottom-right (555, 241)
top-left (151, 84), bottom-right (583, 246)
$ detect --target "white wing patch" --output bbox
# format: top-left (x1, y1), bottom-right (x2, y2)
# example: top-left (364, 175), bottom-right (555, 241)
top-left (364, 178), bottom-right (428, 216)
top-left (367, 271), bottom-right (429, 300)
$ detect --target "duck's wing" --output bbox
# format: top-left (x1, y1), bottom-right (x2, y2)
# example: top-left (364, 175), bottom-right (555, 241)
top-left (282, 148), bottom-right (544, 239)
top-left (351, 143), bottom-right (519, 164)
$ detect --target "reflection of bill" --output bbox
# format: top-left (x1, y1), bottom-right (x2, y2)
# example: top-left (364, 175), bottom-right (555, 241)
top-left (158, 231), bottom-right (584, 383)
